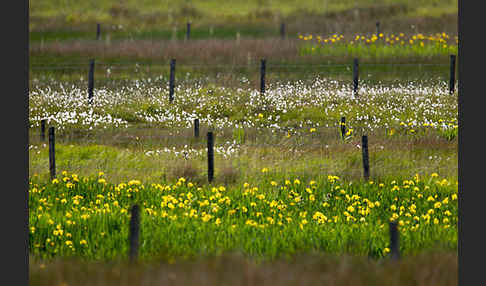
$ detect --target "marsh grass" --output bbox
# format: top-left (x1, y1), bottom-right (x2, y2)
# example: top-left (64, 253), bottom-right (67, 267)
top-left (29, 124), bottom-right (457, 186)
top-left (28, 75), bottom-right (457, 186)
top-left (28, 1), bottom-right (458, 282)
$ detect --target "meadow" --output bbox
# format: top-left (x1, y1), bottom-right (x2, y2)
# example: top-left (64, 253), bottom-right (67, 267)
top-left (28, 73), bottom-right (458, 271)
top-left (29, 1), bottom-right (458, 284)
top-left (29, 77), bottom-right (457, 183)
top-left (29, 169), bottom-right (457, 259)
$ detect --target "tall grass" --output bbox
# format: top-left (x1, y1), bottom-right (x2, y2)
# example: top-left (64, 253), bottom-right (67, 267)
top-left (28, 77), bottom-right (458, 184)
top-left (29, 127), bottom-right (458, 186)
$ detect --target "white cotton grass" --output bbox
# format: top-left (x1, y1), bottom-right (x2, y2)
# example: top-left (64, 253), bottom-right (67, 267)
top-left (144, 140), bottom-right (241, 159)
top-left (29, 77), bottom-right (457, 133)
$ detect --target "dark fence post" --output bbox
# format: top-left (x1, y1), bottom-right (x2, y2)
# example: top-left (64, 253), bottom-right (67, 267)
top-left (449, 54), bottom-right (456, 94)
top-left (280, 23), bottom-right (286, 39)
top-left (96, 23), bottom-right (101, 40)
top-left (340, 117), bottom-right (346, 140)
top-left (353, 58), bottom-right (359, 96)
top-left (40, 119), bottom-right (46, 142)
top-left (376, 21), bottom-right (380, 36)
top-left (207, 132), bottom-right (214, 183)
top-left (389, 221), bottom-right (400, 260)
top-left (194, 119), bottom-right (200, 138)
top-left (48, 127), bottom-right (56, 180)
top-left (361, 135), bottom-right (369, 181)
top-left (88, 59), bottom-right (95, 104)
top-left (260, 59), bottom-right (266, 95)
top-left (186, 22), bottom-right (191, 40)
top-left (129, 204), bottom-right (140, 263)
top-left (169, 59), bottom-right (176, 102)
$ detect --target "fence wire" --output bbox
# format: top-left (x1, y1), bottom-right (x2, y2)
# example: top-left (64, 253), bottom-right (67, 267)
top-left (30, 62), bottom-right (450, 70)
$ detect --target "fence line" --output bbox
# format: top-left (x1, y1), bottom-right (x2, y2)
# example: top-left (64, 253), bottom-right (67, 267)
top-left (30, 62), bottom-right (450, 69)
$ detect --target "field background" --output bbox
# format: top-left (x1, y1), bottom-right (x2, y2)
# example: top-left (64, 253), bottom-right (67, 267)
top-left (30, 0), bottom-right (458, 64)
top-left (29, 0), bottom-right (458, 285)
top-left (30, 0), bottom-right (458, 40)
top-left (30, 0), bottom-right (459, 85)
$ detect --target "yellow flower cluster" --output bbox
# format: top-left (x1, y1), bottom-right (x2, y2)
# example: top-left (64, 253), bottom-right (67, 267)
top-left (299, 32), bottom-right (456, 48)
top-left (29, 171), bottom-right (457, 258)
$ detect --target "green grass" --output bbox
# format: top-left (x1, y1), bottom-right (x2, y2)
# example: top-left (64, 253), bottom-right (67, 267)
top-left (30, 0), bottom-right (458, 26)
top-left (28, 129), bottom-right (458, 186)
top-left (301, 42), bottom-right (457, 60)
top-left (29, 24), bottom-right (278, 42)
top-left (29, 0), bottom-right (458, 43)
top-left (298, 33), bottom-right (457, 62)
top-left (29, 170), bottom-right (457, 261)
top-left (29, 57), bottom-right (454, 87)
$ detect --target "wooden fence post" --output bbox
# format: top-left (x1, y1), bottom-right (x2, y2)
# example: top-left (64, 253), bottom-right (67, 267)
top-left (40, 119), bottom-right (46, 142)
top-left (361, 135), bottom-right (370, 181)
top-left (449, 54), bottom-right (456, 94)
top-left (186, 22), bottom-right (191, 40)
top-left (48, 127), bottom-right (56, 180)
top-left (280, 23), bottom-right (286, 39)
top-left (194, 119), bottom-right (200, 138)
top-left (129, 204), bottom-right (140, 263)
top-left (96, 23), bottom-right (101, 40)
top-left (88, 59), bottom-right (95, 104)
top-left (207, 132), bottom-right (214, 183)
top-left (389, 221), bottom-right (400, 260)
top-left (260, 59), bottom-right (266, 96)
top-left (353, 58), bottom-right (359, 96)
top-left (376, 21), bottom-right (380, 36)
top-left (169, 59), bottom-right (176, 102)
top-left (340, 117), bottom-right (346, 140)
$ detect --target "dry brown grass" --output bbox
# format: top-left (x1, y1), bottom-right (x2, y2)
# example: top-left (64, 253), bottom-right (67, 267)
top-left (215, 160), bottom-right (241, 185)
top-left (168, 160), bottom-right (205, 185)
top-left (29, 251), bottom-right (457, 286)
top-left (30, 38), bottom-right (301, 65)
